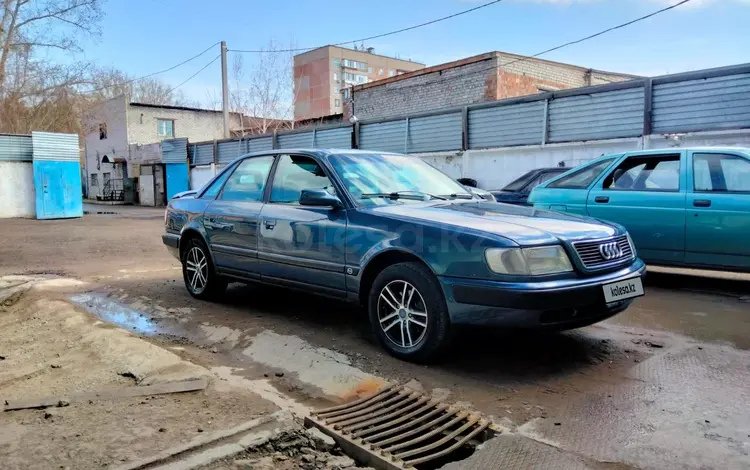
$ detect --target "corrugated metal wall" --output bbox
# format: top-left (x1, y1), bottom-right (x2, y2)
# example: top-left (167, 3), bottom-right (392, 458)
top-left (31, 132), bottom-right (79, 161)
top-left (408, 113), bottom-right (462, 153)
top-left (248, 136), bottom-right (273, 152)
top-left (217, 140), bottom-right (245, 164)
top-left (548, 87), bottom-right (644, 142)
top-left (360, 120), bottom-right (407, 153)
top-left (313, 127), bottom-right (352, 149)
top-left (0, 134), bottom-right (33, 161)
top-left (161, 138), bottom-right (188, 163)
top-left (468, 102), bottom-right (545, 148)
top-left (652, 73), bottom-right (750, 133)
top-left (190, 143), bottom-right (214, 165)
top-left (278, 132), bottom-right (314, 149)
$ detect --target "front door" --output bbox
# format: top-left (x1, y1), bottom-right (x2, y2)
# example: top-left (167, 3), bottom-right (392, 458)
top-left (586, 152), bottom-right (686, 264)
top-left (686, 151), bottom-right (750, 270)
top-left (258, 154), bottom-right (348, 296)
top-left (204, 155), bottom-right (275, 277)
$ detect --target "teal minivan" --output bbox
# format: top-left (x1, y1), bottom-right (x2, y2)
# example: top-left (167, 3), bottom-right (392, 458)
top-left (529, 148), bottom-right (750, 272)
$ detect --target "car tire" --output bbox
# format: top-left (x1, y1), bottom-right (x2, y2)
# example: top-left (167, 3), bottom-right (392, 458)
top-left (368, 262), bottom-right (451, 362)
top-left (181, 237), bottom-right (227, 300)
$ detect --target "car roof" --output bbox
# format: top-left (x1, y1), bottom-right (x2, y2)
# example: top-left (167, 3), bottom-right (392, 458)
top-left (620, 147), bottom-right (750, 156)
top-left (238, 148), bottom-right (402, 160)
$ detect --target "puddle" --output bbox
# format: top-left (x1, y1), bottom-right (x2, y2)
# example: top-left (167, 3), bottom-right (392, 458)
top-left (241, 330), bottom-right (385, 398)
top-left (70, 293), bottom-right (160, 335)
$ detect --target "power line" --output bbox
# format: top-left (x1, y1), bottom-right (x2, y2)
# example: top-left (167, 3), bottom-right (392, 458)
top-left (229, 0), bottom-right (505, 54)
top-left (82, 41), bottom-right (220, 95)
top-left (373, 0), bottom-right (695, 93)
top-left (165, 54), bottom-right (221, 95)
top-left (500, 0), bottom-right (695, 68)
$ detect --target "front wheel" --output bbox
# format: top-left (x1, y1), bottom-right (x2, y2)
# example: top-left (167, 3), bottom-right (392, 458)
top-left (182, 237), bottom-right (227, 300)
top-left (368, 262), bottom-right (452, 362)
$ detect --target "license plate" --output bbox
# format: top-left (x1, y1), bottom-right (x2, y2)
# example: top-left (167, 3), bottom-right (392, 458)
top-left (603, 277), bottom-right (644, 303)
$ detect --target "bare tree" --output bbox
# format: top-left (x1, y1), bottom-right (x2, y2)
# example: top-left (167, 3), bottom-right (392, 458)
top-left (86, 67), bottom-right (194, 106)
top-left (0, 0), bottom-right (103, 88)
top-left (230, 39), bottom-right (298, 135)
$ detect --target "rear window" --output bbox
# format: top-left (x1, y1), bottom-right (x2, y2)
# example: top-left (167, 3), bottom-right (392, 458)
top-left (547, 158), bottom-right (615, 189)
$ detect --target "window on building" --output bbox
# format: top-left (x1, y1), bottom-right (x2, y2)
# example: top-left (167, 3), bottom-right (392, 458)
top-left (270, 154), bottom-right (335, 204)
top-left (157, 119), bottom-right (174, 138)
top-left (343, 88), bottom-right (351, 99)
top-left (333, 72), bottom-right (338, 82)
top-left (332, 59), bottom-right (340, 67)
top-left (603, 155), bottom-right (680, 191)
top-left (343, 72), bottom-right (368, 84)
top-left (99, 123), bottom-right (107, 140)
top-left (367, 67), bottom-right (373, 74)
top-left (694, 153), bottom-right (750, 192)
top-left (388, 70), bottom-right (395, 77)
top-left (335, 99), bottom-right (341, 107)
top-left (342, 59), bottom-right (367, 70)
top-left (333, 86), bottom-right (339, 95)
top-left (103, 172), bottom-right (111, 187)
top-left (378, 68), bottom-right (384, 75)
top-left (90, 174), bottom-right (99, 186)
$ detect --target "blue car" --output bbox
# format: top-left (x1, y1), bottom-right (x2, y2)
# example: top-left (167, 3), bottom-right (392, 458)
top-left (529, 148), bottom-right (750, 273)
top-left (163, 150), bottom-right (646, 361)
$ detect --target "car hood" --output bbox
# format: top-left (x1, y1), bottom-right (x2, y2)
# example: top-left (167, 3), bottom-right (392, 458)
top-left (366, 201), bottom-right (617, 245)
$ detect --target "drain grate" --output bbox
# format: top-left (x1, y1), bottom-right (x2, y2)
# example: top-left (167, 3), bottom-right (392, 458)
top-left (305, 384), bottom-right (493, 470)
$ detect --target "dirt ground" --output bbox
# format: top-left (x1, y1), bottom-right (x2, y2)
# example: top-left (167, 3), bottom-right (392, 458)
top-left (1, 208), bottom-right (749, 469)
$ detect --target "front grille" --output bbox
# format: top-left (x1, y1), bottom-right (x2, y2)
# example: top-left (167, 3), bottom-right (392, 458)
top-left (572, 235), bottom-right (634, 269)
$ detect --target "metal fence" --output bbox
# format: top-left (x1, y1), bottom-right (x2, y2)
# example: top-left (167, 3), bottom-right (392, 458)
top-left (187, 63), bottom-right (750, 166)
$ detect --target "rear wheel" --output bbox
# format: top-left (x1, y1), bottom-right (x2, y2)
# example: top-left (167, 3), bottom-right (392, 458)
top-left (182, 237), bottom-right (227, 300)
top-left (368, 262), bottom-right (451, 362)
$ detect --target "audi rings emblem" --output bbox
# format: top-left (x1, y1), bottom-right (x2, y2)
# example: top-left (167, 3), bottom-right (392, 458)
top-left (599, 241), bottom-right (624, 260)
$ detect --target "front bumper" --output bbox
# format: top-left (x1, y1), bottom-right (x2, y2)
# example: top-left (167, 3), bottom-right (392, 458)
top-left (162, 233), bottom-right (180, 260)
top-left (440, 259), bottom-right (646, 327)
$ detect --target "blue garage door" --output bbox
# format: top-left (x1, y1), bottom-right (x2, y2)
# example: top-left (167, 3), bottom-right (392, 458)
top-left (32, 132), bottom-right (82, 219)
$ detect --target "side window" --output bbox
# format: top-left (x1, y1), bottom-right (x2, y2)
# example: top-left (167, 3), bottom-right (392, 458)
top-left (220, 156), bottom-right (275, 202)
top-left (603, 155), bottom-right (680, 191)
top-left (694, 153), bottom-right (750, 192)
top-left (200, 166), bottom-right (234, 199)
top-left (547, 159), bottom-right (615, 189)
top-left (270, 155), bottom-right (334, 204)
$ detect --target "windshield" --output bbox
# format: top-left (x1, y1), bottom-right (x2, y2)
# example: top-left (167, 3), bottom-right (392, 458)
top-left (329, 153), bottom-right (471, 206)
top-left (502, 171), bottom-right (539, 192)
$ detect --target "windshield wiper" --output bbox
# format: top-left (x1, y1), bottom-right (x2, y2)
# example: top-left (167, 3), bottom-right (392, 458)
top-left (360, 190), bottom-right (447, 201)
top-left (441, 193), bottom-right (474, 200)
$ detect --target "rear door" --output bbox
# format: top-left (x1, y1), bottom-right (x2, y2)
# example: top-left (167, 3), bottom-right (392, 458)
top-left (686, 151), bottom-right (750, 270)
top-left (586, 152), bottom-right (686, 264)
top-left (203, 155), bottom-right (275, 277)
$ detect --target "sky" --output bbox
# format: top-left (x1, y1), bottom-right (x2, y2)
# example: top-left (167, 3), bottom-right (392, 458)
top-left (71, 0), bottom-right (750, 105)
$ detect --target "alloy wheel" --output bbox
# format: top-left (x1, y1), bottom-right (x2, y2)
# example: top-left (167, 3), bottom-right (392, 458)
top-left (185, 246), bottom-right (208, 294)
top-left (377, 280), bottom-right (429, 348)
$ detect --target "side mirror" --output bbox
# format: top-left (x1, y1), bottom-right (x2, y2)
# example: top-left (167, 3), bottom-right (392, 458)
top-left (299, 189), bottom-right (343, 209)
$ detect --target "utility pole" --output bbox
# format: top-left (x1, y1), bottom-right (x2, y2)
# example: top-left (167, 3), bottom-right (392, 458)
top-left (221, 41), bottom-right (230, 139)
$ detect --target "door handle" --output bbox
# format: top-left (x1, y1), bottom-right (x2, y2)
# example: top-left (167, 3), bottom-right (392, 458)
top-left (594, 196), bottom-right (609, 203)
top-left (693, 199), bottom-right (711, 208)
top-left (264, 220), bottom-right (277, 230)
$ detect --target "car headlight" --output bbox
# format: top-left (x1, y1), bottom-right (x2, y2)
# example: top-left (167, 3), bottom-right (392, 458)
top-left (485, 246), bottom-right (573, 275)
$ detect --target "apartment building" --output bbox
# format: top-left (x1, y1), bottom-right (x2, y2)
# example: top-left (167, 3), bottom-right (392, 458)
top-left (293, 45), bottom-right (424, 121)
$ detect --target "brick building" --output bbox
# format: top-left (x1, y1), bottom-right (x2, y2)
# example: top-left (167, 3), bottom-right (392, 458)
top-left (347, 51), bottom-right (639, 122)
top-left (294, 45), bottom-right (424, 121)
top-left (83, 95), bottom-right (243, 199)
